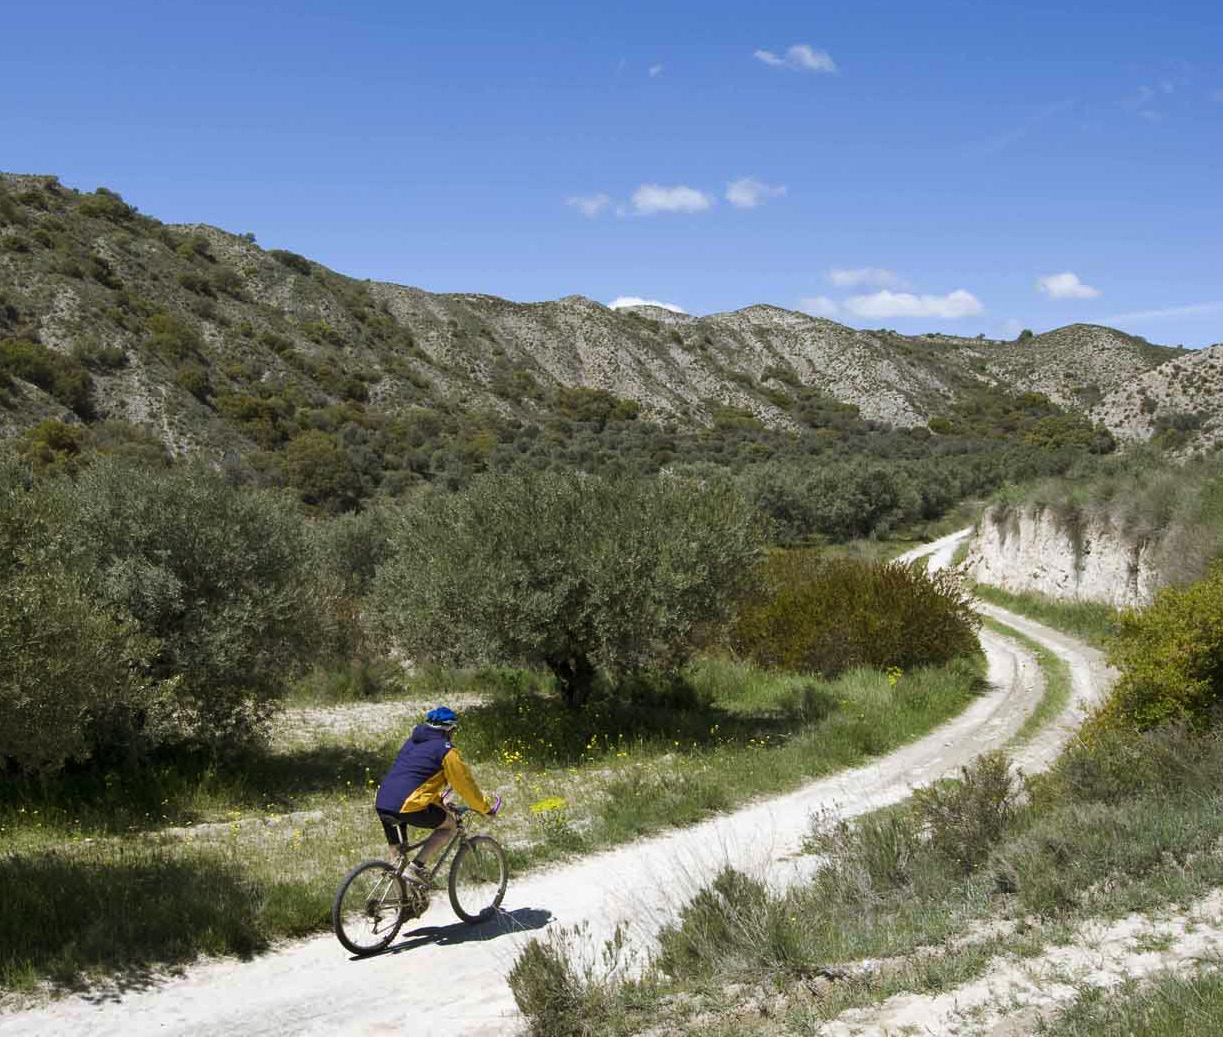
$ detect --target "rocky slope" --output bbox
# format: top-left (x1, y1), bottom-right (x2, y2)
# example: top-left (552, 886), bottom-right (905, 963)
top-left (1091, 342), bottom-right (1223, 452)
top-left (0, 172), bottom-right (1206, 460)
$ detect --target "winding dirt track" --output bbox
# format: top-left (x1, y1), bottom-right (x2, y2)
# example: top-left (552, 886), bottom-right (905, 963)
top-left (0, 529), bottom-right (1113, 1037)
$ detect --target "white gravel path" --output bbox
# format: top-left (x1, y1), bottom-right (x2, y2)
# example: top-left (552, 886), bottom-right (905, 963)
top-left (0, 529), bottom-right (1122, 1037)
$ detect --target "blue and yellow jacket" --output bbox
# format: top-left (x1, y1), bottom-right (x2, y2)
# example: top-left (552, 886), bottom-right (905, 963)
top-left (374, 724), bottom-right (493, 816)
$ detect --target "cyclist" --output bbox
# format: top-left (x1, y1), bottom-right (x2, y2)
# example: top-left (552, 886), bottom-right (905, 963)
top-left (373, 705), bottom-right (501, 886)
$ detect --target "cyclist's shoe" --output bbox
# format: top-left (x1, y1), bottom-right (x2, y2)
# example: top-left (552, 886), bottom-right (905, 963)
top-left (406, 861), bottom-right (434, 888)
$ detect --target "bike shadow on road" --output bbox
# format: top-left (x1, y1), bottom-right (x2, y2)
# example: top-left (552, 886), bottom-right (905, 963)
top-left (374, 907), bottom-right (553, 958)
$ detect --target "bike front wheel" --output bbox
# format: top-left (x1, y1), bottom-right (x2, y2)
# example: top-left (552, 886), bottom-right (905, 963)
top-left (448, 835), bottom-right (508, 923)
top-left (332, 860), bottom-right (407, 955)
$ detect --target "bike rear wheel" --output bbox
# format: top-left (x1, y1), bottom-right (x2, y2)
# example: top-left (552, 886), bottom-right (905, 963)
top-left (332, 860), bottom-right (407, 955)
top-left (448, 835), bottom-right (508, 923)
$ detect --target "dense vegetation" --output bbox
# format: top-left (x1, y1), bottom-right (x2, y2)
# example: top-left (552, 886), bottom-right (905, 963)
top-left (732, 550), bottom-right (979, 676)
top-left (0, 172), bottom-right (1131, 542)
top-left (372, 470), bottom-right (766, 706)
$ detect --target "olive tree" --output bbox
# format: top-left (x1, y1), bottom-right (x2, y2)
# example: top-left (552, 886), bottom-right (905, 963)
top-left (372, 470), bottom-right (766, 707)
top-left (0, 456), bottom-right (156, 773)
top-left (58, 459), bottom-right (324, 750)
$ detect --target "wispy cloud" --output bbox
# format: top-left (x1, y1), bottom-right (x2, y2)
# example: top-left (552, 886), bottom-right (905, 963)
top-left (609, 296), bottom-right (687, 314)
top-left (843, 289), bottom-right (984, 320)
top-left (1101, 300), bottom-right (1223, 323)
top-left (828, 267), bottom-right (907, 290)
top-left (630, 184), bottom-right (715, 215)
top-left (648, 63), bottom-right (664, 78)
top-left (565, 193), bottom-right (612, 218)
top-left (725, 177), bottom-right (786, 209)
top-left (1037, 271), bottom-right (1100, 300)
top-left (753, 44), bottom-right (837, 74)
top-left (975, 98), bottom-right (1075, 155)
top-left (800, 296), bottom-right (843, 319)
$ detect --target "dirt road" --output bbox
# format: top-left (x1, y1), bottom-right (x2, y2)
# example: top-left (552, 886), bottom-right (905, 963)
top-left (0, 529), bottom-right (1112, 1037)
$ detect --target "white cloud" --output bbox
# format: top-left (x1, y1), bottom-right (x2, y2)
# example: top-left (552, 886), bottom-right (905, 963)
top-left (608, 296), bottom-right (687, 314)
top-left (630, 184), bottom-right (715, 215)
top-left (753, 48), bottom-right (786, 67)
top-left (754, 44), bottom-right (837, 74)
top-left (1102, 300), bottom-right (1223, 323)
top-left (565, 193), bottom-right (611, 218)
top-left (648, 63), bottom-right (664, 78)
top-left (800, 296), bottom-right (841, 318)
top-left (1037, 271), bottom-right (1100, 300)
top-left (725, 177), bottom-right (787, 209)
top-left (843, 289), bottom-right (984, 320)
top-left (827, 267), bottom-right (907, 289)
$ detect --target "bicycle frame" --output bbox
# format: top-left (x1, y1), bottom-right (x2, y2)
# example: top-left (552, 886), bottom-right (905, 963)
top-left (389, 807), bottom-right (474, 883)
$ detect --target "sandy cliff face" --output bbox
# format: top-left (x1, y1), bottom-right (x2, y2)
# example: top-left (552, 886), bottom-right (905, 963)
top-left (966, 505), bottom-right (1161, 609)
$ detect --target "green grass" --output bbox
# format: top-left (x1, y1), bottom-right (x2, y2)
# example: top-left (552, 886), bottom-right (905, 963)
top-left (1039, 968), bottom-right (1223, 1036)
top-left (973, 583), bottom-right (1122, 647)
top-left (510, 724), bottom-right (1223, 1037)
top-left (0, 655), bottom-right (985, 993)
top-left (981, 617), bottom-right (1073, 746)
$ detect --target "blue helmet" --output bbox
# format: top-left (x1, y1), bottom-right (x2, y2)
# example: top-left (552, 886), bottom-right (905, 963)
top-left (425, 706), bottom-right (459, 730)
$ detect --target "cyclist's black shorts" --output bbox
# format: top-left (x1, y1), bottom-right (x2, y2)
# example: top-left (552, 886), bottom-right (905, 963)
top-left (377, 804), bottom-right (448, 844)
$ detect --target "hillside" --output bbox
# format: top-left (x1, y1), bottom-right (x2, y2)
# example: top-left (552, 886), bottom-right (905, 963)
top-left (1091, 342), bottom-right (1223, 452)
top-left (0, 172), bottom-right (1207, 488)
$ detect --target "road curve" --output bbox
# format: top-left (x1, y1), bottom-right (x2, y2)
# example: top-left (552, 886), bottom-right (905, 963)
top-left (0, 530), bottom-right (1113, 1037)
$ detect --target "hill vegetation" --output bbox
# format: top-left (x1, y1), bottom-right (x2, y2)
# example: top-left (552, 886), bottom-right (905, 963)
top-left (0, 170), bottom-right (1190, 532)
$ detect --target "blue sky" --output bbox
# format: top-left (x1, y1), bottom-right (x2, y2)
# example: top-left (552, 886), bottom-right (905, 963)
top-left (4, 0), bottom-right (1221, 345)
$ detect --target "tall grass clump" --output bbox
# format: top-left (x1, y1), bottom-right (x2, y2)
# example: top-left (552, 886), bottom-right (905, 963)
top-left (732, 550), bottom-right (979, 676)
top-left (1040, 968), bottom-right (1223, 1037)
top-left (508, 924), bottom-right (638, 1037)
top-left (972, 584), bottom-right (1121, 647)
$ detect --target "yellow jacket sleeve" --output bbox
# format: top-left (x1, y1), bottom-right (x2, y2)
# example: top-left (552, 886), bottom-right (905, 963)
top-left (442, 747), bottom-right (492, 814)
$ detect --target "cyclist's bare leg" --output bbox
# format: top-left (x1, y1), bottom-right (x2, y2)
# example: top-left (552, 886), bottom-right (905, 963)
top-left (414, 811), bottom-right (457, 868)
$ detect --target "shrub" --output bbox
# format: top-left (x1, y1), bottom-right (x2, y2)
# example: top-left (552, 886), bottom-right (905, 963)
top-left (372, 470), bottom-right (765, 707)
top-left (174, 361), bottom-right (213, 401)
top-left (269, 249), bottom-right (312, 275)
top-left (283, 430), bottom-right (361, 512)
top-left (655, 868), bottom-right (802, 978)
top-left (1097, 563), bottom-right (1223, 730)
top-left (0, 457), bottom-right (157, 773)
top-left (507, 937), bottom-right (587, 1036)
top-left (910, 750), bottom-right (1019, 874)
top-left (56, 460), bottom-right (324, 751)
top-left (804, 809), bottom-right (926, 901)
top-left (552, 386), bottom-right (640, 427)
top-left (732, 551), bottom-right (980, 676)
top-left (508, 925), bottom-right (628, 1037)
top-left (77, 187), bottom-right (135, 221)
top-left (146, 312), bottom-right (202, 361)
top-left (0, 337), bottom-right (93, 417)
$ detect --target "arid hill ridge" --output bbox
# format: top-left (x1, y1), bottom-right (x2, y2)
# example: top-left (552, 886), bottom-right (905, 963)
top-left (0, 172), bottom-right (1209, 459)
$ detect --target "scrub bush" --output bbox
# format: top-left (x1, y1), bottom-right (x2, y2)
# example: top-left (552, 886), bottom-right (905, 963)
top-left (1097, 562), bottom-right (1223, 730)
top-left (732, 551), bottom-right (979, 676)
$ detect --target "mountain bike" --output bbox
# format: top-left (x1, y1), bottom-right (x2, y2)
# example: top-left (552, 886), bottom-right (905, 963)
top-left (331, 804), bottom-right (509, 956)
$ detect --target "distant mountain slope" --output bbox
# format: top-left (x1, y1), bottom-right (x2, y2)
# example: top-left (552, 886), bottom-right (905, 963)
top-left (0, 172), bottom-right (1198, 459)
top-left (1091, 343), bottom-right (1223, 451)
top-left (972, 324), bottom-right (1186, 410)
